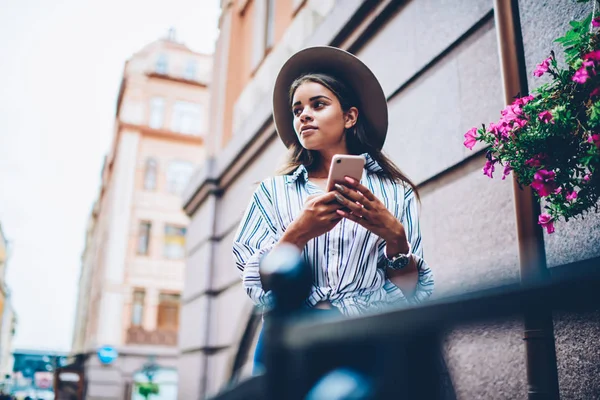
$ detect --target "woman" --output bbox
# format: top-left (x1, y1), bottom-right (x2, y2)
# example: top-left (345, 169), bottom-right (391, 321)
top-left (232, 46), bottom-right (434, 370)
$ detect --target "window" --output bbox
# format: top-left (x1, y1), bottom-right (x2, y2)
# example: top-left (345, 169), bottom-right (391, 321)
top-left (155, 53), bottom-right (168, 74)
top-left (138, 222), bottom-right (151, 255)
top-left (166, 161), bottom-right (195, 195)
top-left (164, 225), bottom-right (186, 259)
top-left (266, 0), bottom-right (275, 49)
top-left (170, 101), bottom-right (202, 135)
top-left (143, 158), bottom-right (158, 190)
top-left (157, 293), bottom-right (181, 331)
top-left (251, 0), bottom-right (275, 70)
top-left (131, 289), bottom-right (145, 326)
top-left (149, 97), bottom-right (165, 129)
top-left (184, 59), bottom-right (196, 80)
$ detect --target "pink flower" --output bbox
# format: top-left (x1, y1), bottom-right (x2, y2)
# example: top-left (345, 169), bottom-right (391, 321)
top-left (501, 164), bottom-right (512, 180)
top-left (538, 213), bottom-right (555, 234)
top-left (593, 17), bottom-right (600, 28)
top-left (566, 190), bottom-right (578, 202)
top-left (483, 159), bottom-right (496, 179)
top-left (495, 119), bottom-right (511, 137)
top-left (591, 87), bottom-right (600, 98)
top-left (502, 103), bottom-right (523, 118)
top-left (515, 95), bottom-right (535, 105)
top-left (589, 134), bottom-right (600, 150)
top-left (531, 169), bottom-right (557, 197)
top-left (583, 174), bottom-right (591, 183)
top-left (584, 50), bottom-right (600, 61)
top-left (525, 153), bottom-right (548, 168)
top-left (513, 118), bottom-right (528, 129)
top-left (573, 67), bottom-right (590, 83)
top-left (583, 60), bottom-right (596, 69)
top-left (538, 110), bottom-right (554, 123)
top-left (554, 187), bottom-right (563, 195)
top-left (533, 57), bottom-right (552, 77)
top-left (572, 59), bottom-right (596, 84)
top-left (463, 127), bottom-right (478, 150)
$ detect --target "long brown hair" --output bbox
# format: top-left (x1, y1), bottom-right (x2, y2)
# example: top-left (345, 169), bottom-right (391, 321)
top-left (278, 72), bottom-right (419, 199)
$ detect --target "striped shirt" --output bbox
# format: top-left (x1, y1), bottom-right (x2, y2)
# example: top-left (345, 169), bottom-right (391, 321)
top-left (232, 153), bottom-right (434, 316)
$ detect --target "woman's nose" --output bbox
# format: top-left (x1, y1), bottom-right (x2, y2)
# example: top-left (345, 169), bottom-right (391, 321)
top-left (300, 109), bottom-right (313, 122)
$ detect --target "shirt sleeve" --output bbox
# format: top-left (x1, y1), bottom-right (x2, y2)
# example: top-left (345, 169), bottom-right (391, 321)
top-left (232, 180), bottom-right (279, 308)
top-left (384, 186), bottom-right (434, 305)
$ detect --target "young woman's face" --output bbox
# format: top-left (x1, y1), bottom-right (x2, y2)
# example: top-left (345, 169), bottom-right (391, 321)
top-left (291, 81), bottom-right (356, 152)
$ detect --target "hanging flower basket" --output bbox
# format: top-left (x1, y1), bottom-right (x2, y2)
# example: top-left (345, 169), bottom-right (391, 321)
top-left (464, 5), bottom-right (600, 233)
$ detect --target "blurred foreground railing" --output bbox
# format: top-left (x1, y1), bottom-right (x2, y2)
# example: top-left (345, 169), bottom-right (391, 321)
top-left (210, 245), bottom-right (600, 400)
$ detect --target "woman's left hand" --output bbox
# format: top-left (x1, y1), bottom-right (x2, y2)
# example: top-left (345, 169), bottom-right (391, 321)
top-left (335, 176), bottom-right (418, 295)
top-left (332, 176), bottom-right (407, 248)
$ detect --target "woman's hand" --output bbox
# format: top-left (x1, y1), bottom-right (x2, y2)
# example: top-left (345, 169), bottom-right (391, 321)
top-left (333, 177), bottom-right (409, 255)
top-left (280, 191), bottom-right (344, 249)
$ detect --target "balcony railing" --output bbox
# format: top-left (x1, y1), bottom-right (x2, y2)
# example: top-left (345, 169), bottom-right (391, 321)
top-left (126, 326), bottom-right (178, 346)
top-left (209, 247), bottom-right (600, 400)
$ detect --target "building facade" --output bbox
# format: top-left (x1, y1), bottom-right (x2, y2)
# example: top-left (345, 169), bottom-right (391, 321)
top-left (181, 0), bottom-right (600, 399)
top-left (71, 32), bottom-right (212, 399)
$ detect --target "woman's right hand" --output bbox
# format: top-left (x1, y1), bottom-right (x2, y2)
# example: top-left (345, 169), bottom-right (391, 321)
top-left (280, 192), bottom-right (343, 248)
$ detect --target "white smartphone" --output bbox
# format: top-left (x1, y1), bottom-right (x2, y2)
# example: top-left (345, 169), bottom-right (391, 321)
top-left (326, 154), bottom-right (365, 191)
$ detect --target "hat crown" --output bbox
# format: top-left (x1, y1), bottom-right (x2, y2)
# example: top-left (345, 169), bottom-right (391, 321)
top-left (273, 46), bottom-right (388, 150)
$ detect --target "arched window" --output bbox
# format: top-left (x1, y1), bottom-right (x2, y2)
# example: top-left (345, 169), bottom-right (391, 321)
top-left (144, 158), bottom-right (158, 190)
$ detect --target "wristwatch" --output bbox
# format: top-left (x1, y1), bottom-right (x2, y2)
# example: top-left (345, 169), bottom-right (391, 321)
top-left (385, 243), bottom-right (412, 270)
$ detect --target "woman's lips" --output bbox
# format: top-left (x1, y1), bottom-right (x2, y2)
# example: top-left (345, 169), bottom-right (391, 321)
top-left (301, 128), bottom-right (317, 136)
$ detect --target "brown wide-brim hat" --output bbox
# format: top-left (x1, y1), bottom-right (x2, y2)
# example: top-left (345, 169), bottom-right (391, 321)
top-left (272, 46), bottom-right (388, 150)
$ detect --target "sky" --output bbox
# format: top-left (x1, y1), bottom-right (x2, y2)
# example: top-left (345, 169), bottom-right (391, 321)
top-left (0, 0), bottom-right (220, 351)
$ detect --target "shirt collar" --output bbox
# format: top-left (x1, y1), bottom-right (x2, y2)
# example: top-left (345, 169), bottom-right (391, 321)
top-left (285, 153), bottom-right (383, 184)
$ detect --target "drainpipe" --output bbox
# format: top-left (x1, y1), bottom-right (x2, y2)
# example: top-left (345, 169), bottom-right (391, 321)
top-left (493, 1), bottom-right (560, 399)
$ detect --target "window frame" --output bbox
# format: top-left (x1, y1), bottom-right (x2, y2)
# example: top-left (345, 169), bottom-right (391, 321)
top-left (163, 224), bottom-right (187, 260)
top-left (165, 160), bottom-right (195, 195)
top-left (156, 292), bottom-right (181, 331)
top-left (143, 157), bottom-right (158, 191)
top-left (155, 53), bottom-right (169, 75)
top-left (148, 97), bottom-right (166, 130)
top-left (183, 59), bottom-right (197, 80)
top-left (170, 101), bottom-right (203, 135)
top-left (131, 289), bottom-right (146, 327)
top-left (137, 221), bottom-right (152, 256)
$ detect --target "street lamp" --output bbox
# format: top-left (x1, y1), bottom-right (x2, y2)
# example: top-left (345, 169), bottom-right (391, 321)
top-left (137, 356), bottom-right (160, 400)
top-left (141, 356), bottom-right (159, 382)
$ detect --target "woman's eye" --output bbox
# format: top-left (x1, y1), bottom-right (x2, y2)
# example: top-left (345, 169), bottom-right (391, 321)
top-left (314, 101), bottom-right (325, 108)
top-left (293, 108), bottom-right (302, 116)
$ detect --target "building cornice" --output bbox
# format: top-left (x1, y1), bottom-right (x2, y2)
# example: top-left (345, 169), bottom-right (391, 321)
top-left (119, 122), bottom-right (204, 145)
top-left (146, 72), bottom-right (209, 88)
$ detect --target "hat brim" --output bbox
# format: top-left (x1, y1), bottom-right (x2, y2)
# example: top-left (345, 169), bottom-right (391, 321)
top-left (272, 46), bottom-right (388, 150)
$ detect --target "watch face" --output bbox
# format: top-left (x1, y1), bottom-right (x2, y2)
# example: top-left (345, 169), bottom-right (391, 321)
top-left (392, 254), bottom-right (409, 269)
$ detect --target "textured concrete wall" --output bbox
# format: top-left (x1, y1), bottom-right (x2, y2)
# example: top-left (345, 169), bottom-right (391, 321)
top-left (519, 1), bottom-right (600, 398)
top-left (444, 318), bottom-right (527, 399)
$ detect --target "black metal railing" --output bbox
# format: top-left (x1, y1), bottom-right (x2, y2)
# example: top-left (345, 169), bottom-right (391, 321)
top-left (210, 245), bottom-right (600, 400)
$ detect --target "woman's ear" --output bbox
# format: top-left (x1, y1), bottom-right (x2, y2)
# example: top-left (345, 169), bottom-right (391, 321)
top-left (344, 107), bottom-right (359, 129)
